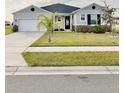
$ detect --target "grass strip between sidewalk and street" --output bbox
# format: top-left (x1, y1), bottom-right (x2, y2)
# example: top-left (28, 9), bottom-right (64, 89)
top-left (22, 51), bottom-right (119, 66)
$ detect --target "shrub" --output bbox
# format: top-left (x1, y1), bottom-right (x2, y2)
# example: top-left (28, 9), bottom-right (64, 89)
top-left (113, 27), bottom-right (119, 34)
top-left (104, 25), bottom-right (111, 32)
top-left (54, 28), bottom-right (58, 31)
top-left (60, 28), bottom-right (64, 31)
top-left (92, 25), bottom-right (111, 33)
top-left (92, 25), bottom-right (106, 33)
top-left (12, 25), bottom-right (18, 32)
top-left (79, 26), bottom-right (89, 33)
top-left (75, 26), bottom-right (93, 33)
top-left (54, 28), bottom-right (64, 31)
top-left (112, 27), bottom-right (119, 37)
top-left (73, 25), bottom-right (110, 33)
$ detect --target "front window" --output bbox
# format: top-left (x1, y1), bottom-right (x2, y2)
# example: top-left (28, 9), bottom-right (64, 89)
top-left (55, 16), bottom-right (61, 22)
top-left (81, 14), bottom-right (85, 21)
top-left (58, 17), bottom-right (61, 21)
top-left (91, 14), bottom-right (97, 25)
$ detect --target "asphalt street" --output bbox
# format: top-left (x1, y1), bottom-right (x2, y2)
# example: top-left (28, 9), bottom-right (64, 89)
top-left (6, 74), bottom-right (119, 93)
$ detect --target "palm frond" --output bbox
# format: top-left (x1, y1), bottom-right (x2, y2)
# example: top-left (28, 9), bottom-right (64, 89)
top-left (37, 13), bottom-right (58, 31)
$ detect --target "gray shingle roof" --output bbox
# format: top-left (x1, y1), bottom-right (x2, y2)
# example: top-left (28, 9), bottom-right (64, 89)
top-left (41, 3), bottom-right (80, 13)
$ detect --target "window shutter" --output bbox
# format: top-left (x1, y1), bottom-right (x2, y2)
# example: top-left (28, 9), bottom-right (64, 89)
top-left (97, 14), bottom-right (101, 25)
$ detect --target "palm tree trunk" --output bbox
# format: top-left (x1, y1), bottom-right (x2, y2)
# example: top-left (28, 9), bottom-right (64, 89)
top-left (51, 28), bottom-right (54, 35)
top-left (48, 30), bottom-right (51, 43)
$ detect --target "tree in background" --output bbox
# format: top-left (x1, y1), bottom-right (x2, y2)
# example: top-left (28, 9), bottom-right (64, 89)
top-left (102, 1), bottom-right (117, 32)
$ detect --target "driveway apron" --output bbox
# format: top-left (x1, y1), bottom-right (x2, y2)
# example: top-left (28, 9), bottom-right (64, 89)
top-left (6, 31), bottom-right (46, 66)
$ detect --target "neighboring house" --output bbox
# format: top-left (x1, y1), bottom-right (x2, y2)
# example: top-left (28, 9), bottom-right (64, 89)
top-left (12, 3), bottom-right (118, 32)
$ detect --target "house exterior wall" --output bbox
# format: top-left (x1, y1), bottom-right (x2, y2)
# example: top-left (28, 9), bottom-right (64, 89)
top-left (13, 6), bottom-right (72, 31)
top-left (12, 3), bottom-right (111, 31)
top-left (13, 5), bottom-right (51, 26)
top-left (73, 4), bottom-right (104, 26)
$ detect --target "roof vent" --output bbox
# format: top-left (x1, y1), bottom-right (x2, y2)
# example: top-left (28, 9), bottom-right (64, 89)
top-left (31, 8), bottom-right (35, 12)
top-left (92, 6), bottom-right (96, 9)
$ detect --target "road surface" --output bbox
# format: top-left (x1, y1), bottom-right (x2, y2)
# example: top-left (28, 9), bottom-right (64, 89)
top-left (6, 74), bottom-right (118, 93)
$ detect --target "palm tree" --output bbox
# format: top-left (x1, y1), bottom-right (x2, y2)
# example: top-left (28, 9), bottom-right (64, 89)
top-left (37, 13), bottom-right (56, 43)
top-left (55, 21), bottom-right (61, 31)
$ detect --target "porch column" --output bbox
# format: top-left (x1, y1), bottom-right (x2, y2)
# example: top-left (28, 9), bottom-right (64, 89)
top-left (74, 14), bottom-right (77, 32)
top-left (70, 15), bottom-right (72, 31)
top-left (63, 16), bottom-right (65, 30)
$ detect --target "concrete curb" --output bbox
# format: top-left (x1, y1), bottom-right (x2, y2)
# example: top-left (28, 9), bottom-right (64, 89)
top-left (5, 66), bottom-right (119, 75)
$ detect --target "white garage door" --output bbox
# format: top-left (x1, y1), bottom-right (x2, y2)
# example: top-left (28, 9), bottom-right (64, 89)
top-left (19, 19), bottom-right (46, 31)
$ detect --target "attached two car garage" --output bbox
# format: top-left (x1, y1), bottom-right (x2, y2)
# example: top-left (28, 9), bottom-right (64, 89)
top-left (18, 19), bottom-right (46, 31)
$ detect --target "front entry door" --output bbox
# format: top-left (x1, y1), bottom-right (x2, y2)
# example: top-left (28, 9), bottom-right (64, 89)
top-left (87, 14), bottom-right (91, 25)
top-left (65, 16), bottom-right (70, 29)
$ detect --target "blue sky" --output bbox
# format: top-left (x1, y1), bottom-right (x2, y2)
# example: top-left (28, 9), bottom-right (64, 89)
top-left (6, 0), bottom-right (119, 22)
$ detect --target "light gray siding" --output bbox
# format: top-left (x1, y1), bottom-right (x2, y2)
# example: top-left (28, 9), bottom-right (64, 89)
top-left (13, 5), bottom-right (51, 26)
top-left (73, 4), bottom-right (104, 25)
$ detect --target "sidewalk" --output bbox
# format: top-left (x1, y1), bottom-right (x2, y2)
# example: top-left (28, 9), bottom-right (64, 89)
top-left (6, 32), bottom-right (45, 67)
top-left (6, 66), bottom-right (119, 75)
top-left (25, 46), bottom-right (119, 52)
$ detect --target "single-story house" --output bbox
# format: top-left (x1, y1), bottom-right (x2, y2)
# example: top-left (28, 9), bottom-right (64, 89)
top-left (12, 3), bottom-right (118, 32)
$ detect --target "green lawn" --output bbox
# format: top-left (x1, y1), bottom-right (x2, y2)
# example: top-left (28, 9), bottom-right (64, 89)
top-left (31, 32), bottom-right (119, 47)
top-left (5, 26), bottom-right (13, 35)
top-left (22, 52), bottom-right (119, 66)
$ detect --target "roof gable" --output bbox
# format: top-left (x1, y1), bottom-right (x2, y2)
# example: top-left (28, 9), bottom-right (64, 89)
top-left (82, 3), bottom-right (104, 10)
top-left (13, 5), bottom-right (50, 14)
top-left (65, 0), bottom-right (118, 9)
top-left (72, 3), bottom-right (104, 14)
top-left (41, 3), bottom-right (80, 13)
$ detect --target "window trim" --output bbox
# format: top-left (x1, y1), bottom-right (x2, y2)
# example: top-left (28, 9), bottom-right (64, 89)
top-left (80, 14), bottom-right (85, 21)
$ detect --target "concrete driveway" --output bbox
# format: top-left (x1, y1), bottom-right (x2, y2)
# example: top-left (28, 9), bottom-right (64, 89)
top-left (6, 31), bottom-right (46, 67)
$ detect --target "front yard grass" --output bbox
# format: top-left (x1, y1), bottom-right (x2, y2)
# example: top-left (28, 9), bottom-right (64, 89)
top-left (22, 52), bottom-right (119, 66)
top-left (5, 26), bottom-right (13, 35)
top-left (31, 32), bottom-right (119, 47)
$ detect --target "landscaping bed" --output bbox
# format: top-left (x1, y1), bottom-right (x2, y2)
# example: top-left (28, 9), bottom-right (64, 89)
top-left (5, 26), bottom-right (13, 35)
top-left (31, 32), bottom-right (119, 47)
top-left (22, 52), bottom-right (119, 66)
